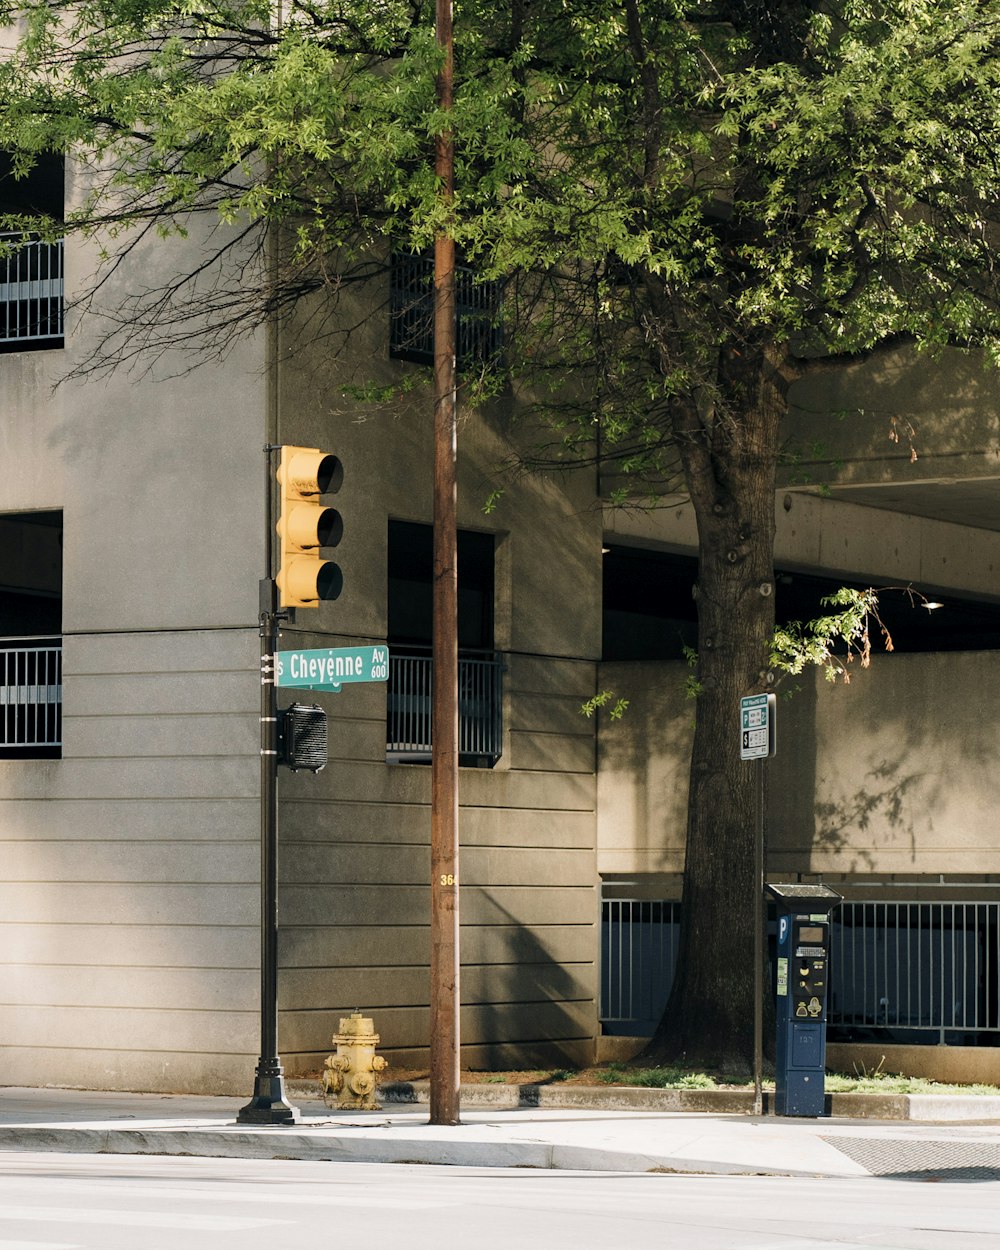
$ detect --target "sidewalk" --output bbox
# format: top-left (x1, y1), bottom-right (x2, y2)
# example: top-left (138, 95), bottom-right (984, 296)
top-left (2, 1084), bottom-right (999, 1177)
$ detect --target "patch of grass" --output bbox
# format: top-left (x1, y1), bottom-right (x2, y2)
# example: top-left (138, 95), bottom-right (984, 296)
top-left (451, 1060), bottom-right (1000, 1097)
top-left (595, 1063), bottom-right (718, 1089)
top-left (591, 1061), bottom-right (1000, 1096)
top-left (825, 1069), bottom-right (1000, 1096)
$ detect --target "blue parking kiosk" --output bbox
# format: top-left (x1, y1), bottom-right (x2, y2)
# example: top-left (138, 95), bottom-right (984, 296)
top-left (767, 883), bottom-right (842, 1117)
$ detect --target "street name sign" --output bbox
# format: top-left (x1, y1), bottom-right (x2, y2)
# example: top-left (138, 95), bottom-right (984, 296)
top-left (740, 692), bottom-right (776, 760)
top-left (276, 645), bottom-right (389, 692)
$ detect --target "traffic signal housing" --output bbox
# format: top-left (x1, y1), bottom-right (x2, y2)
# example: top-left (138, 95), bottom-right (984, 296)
top-left (275, 445), bottom-right (343, 609)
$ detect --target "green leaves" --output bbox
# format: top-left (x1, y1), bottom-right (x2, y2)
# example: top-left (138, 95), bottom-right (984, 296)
top-left (3, 1), bottom-right (1000, 388)
top-left (581, 689), bottom-right (630, 720)
top-left (770, 588), bottom-right (888, 684)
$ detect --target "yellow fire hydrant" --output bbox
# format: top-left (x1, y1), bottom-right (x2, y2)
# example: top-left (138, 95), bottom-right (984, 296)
top-left (322, 1011), bottom-right (387, 1111)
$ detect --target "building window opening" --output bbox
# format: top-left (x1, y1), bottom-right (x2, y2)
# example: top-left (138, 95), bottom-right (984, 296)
top-left (0, 151), bottom-right (65, 351)
top-left (386, 519), bottom-right (502, 766)
top-left (0, 510), bottom-right (63, 758)
top-left (389, 250), bottom-right (502, 370)
top-left (602, 546), bottom-right (698, 662)
top-left (602, 544), bottom-right (1000, 661)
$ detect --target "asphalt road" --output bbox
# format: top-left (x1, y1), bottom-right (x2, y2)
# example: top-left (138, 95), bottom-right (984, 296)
top-left (0, 1151), bottom-right (998, 1250)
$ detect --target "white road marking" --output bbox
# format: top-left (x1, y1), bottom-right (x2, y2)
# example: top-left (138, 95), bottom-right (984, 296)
top-left (1, 1180), bottom-right (460, 1210)
top-left (0, 1207), bottom-right (287, 1232)
top-left (0, 1243), bottom-right (80, 1250)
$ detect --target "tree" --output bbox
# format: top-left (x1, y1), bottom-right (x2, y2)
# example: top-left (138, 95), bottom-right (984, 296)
top-left (6, 0), bottom-right (1000, 1070)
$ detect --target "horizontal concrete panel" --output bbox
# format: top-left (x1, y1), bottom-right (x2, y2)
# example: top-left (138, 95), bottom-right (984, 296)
top-left (463, 846), bottom-right (595, 888)
top-left (0, 840), bottom-right (256, 884)
top-left (1, 1046), bottom-right (258, 1095)
top-left (0, 757), bottom-right (258, 801)
top-left (323, 681), bottom-right (387, 717)
top-left (0, 924), bottom-right (258, 969)
top-left (801, 849), bottom-right (1000, 873)
top-left (66, 671), bottom-right (257, 719)
top-left (282, 998), bottom-right (597, 1053)
top-left (281, 966), bottom-right (425, 1013)
top-left (281, 843), bottom-right (594, 889)
top-left (283, 842), bottom-right (430, 885)
top-left (284, 759), bottom-right (428, 807)
top-left (505, 653), bottom-right (596, 700)
top-left (281, 961), bottom-right (595, 1013)
top-left (0, 883), bottom-right (256, 926)
top-left (511, 693), bottom-right (598, 738)
top-left (280, 800), bottom-right (595, 850)
top-left (453, 768), bottom-right (596, 813)
top-left (66, 713), bottom-right (258, 760)
top-left (281, 922), bottom-right (597, 970)
top-left (323, 715), bottom-right (390, 763)
top-left (0, 1003), bottom-right (259, 1053)
top-left (0, 799), bottom-right (258, 842)
top-left (67, 629), bottom-right (259, 676)
top-left (281, 884), bottom-right (598, 928)
top-left (2, 964), bottom-right (258, 1012)
top-left (273, 683), bottom-right (386, 725)
top-left (294, 760), bottom-right (595, 812)
top-left (598, 848), bottom-right (685, 875)
top-left (287, 1037), bottom-right (597, 1077)
top-left (507, 730), bottom-right (594, 775)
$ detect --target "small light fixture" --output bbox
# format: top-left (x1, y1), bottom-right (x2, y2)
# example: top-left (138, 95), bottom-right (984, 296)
top-left (923, 600), bottom-right (943, 611)
top-left (601, 545), bottom-right (611, 554)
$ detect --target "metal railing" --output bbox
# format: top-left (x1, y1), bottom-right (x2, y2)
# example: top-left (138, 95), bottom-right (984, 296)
top-left (386, 647), bottom-right (503, 765)
top-left (389, 251), bottom-right (502, 367)
top-left (0, 235), bottom-right (64, 346)
top-left (600, 891), bottom-right (1000, 1042)
top-left (0, 637), bottom-right (62, 750)
top-left (830, 900), bottom-right (1000, 1042)
top-left (601, 898), bottom-right (681, 1035)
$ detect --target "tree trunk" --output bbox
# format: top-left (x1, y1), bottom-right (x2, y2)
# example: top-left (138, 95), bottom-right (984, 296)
top-left (642, 343), bottom-right (787, 1073)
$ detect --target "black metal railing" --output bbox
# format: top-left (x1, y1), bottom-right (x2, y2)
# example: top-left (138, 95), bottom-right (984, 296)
top-left (0, 636), bottom-right (62, 752)
top-left (829, 899), bottom-right (1000, 1042)
top-left (0, 235), bottom-right (64, 346)
top-left (389, 250), bottom-right (502, 367)
top-left (386, 647), bottom-right (503, 766)
top-left (601, 898), bottom-right (681, 1036)
top-left (600, 889), bottom-right (1000, 1042)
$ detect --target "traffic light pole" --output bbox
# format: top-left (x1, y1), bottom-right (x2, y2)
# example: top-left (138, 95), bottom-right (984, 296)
top-left (238, 449), bottom-right (299, 1125)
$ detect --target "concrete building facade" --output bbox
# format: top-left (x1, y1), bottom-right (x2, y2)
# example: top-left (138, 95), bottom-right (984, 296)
top-left (3, 175), bottom-right (1000, 1092)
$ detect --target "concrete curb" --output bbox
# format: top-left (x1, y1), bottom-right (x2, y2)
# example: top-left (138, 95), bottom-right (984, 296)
top-left (373, 1081), bottom-right (1000, 1121)
top-left (0, 1123), bottom-right (800, 1176)
top-left (0, 1125), bottom-right (810, 1180)
top-left (4, 1083), bottom-right (996, 1176)
top-left (0, 1125), bottom-right (554, 1170)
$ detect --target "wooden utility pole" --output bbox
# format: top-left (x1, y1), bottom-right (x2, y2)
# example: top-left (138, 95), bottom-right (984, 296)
top-left (429, 0), bottom-right (461, 1127)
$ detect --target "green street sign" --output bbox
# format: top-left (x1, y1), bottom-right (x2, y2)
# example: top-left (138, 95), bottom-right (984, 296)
top-left (276, 645), bottom-right (389, 692)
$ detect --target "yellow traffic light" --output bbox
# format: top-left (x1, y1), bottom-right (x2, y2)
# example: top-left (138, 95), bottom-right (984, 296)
top-left (275, 445), bottom-right (343, 609)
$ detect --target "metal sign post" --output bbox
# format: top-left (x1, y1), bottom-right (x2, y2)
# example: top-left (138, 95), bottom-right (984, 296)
top-left (740, 693), bottom-right (776, 1117)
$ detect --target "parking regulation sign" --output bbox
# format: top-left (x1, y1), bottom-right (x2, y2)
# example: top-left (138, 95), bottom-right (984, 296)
top-left (740, 693), bottom-right (776, 760)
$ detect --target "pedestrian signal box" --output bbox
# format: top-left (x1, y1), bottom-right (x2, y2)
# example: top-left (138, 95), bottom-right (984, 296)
top-left (766, 883), bottom-right (842, 1117)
